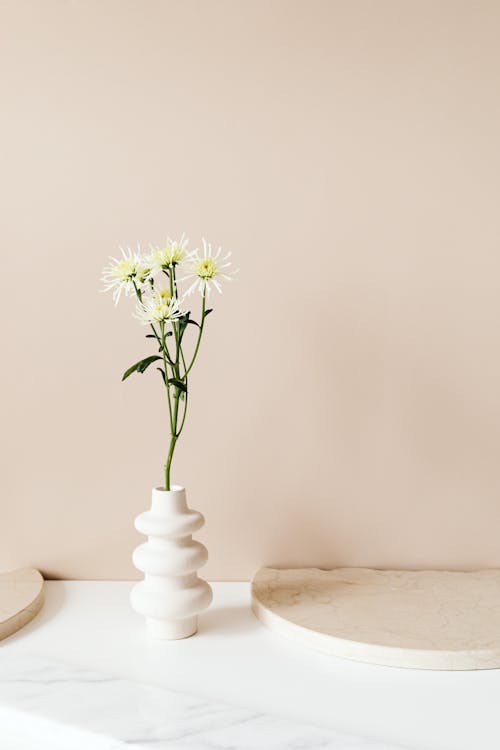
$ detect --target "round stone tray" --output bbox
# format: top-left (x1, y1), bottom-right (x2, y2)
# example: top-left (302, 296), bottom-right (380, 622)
top-left (0, 568), bottom-right (44, 640)
top-left (251, 567), bottom-right (500, 670)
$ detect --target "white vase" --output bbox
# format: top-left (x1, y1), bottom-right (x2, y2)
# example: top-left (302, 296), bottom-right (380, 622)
top-left (130, 485), bottom-right (212, 639)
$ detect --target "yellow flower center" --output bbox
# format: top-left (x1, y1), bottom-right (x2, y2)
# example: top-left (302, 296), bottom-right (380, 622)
top-left (196, 258), bottom-right (217, 279)
top-left (155, 243), bottom-right (184, 267)
top-left (114, 258), bottom-right (137, 282)
top-left (159, 289), bottom-right (172, 301)
top-left (150, 302), bottom-right (169, 321)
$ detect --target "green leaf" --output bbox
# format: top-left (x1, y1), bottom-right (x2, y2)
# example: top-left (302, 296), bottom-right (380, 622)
top-left (147, 332), bottom-right (172, 338)
top-left (203, 308), bottom-right (213, 318)
top-left (122, 355), bottom-right (162, 381)
top-left (156, 367), bottom-right (167, 384)
top-left (186, 319), bottom-right (200, 329)
top-left (178, 313), bottom-right (191, 341)
top-left (168, 377), bottom-right (187, 393)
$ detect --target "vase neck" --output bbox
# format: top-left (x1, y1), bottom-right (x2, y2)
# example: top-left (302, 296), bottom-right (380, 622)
top-left (151, 486), bottom-right (187, 513)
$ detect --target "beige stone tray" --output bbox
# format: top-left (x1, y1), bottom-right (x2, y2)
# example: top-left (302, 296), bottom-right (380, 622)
top-left (251, 567), bottom-right (500, 670)
top-left (0, 568), bottom-right (44, 640)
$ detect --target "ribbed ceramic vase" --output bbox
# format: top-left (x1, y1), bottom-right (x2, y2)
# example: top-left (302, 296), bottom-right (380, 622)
top-left (130, 486), bottom-right (212, 639)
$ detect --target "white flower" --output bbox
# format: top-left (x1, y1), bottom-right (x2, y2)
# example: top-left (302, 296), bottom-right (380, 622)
top-left (135, 289), bottom-right (184, 325)
top-left (101, 246), bottom-right (152, 305)
top-left (180, 238), bottom-right (236, 296)
top-left (149, 235), bottom-right (189, 273)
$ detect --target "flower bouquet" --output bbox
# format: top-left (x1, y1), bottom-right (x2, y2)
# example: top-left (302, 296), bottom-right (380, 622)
top-left (101, 235), bottom-right (235, 638)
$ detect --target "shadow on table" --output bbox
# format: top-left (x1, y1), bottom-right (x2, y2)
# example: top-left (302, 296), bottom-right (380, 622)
top-left (199, 604), bottom-right (259, 636)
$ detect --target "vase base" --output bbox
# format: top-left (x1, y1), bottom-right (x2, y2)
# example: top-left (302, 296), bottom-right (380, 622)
top-left (146, 616), bottom-right (197, 640)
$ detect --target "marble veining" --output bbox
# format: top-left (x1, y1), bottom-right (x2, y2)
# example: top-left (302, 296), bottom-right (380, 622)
top-left (0, 653), bottom-right (408, 749)
top-left (252, 567), bottom-right (500, 670)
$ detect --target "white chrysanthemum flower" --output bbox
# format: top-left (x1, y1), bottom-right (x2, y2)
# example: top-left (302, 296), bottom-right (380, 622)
top-left (101, 246), bottom-right (152, 305)
top-left (149, 234), bottom-right (189, 273)
top-left (135, 289), bottom-right (183, 325)
top-left (179, 238), bottom-right (236, 296)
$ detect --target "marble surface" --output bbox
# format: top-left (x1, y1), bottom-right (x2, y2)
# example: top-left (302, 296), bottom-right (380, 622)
top-left (0, 568), bottom-right (44, 641)
top-left (252, 567), bottom-right (500, 670)
top-left (3, 581), bottom-right (499, 750)
top-left (0, 653), bottom-right (407, 749)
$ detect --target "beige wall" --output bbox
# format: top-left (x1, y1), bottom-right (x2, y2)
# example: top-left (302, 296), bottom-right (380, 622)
top-left (1, 0), bottom-right (500, 580)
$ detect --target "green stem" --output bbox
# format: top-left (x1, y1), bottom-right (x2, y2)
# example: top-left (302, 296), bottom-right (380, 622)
top-left (160, 321), bottom-right (174, 436)
top-left (176, 390), bottom-right (189, 438)
top-left (164, 434), bottom-right (177, 491)
top-left (172, 390), bottom-right (180, 430)
top-left (164, 268), bottom-right (184, 490)
top-left (185, 292), bottom-right (206, 376)
top-left (169, 268), bottom-right (180, 370)
top-left (134, 279), bottom-right (174, 363)
top-left (174, 343), bottom-right (189, 438)
top-left (149, 322), bottom-right (169, 357)
top-left (165, 367), bottom-right (181, 491)
top-left (132, 280), bottom-right (142, 302)
top-left (134, 278), bottom-right (181, 492)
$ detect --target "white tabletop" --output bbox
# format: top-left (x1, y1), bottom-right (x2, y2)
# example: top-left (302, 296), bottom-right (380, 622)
top-left (1, 581), bottom-right (498, 749)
